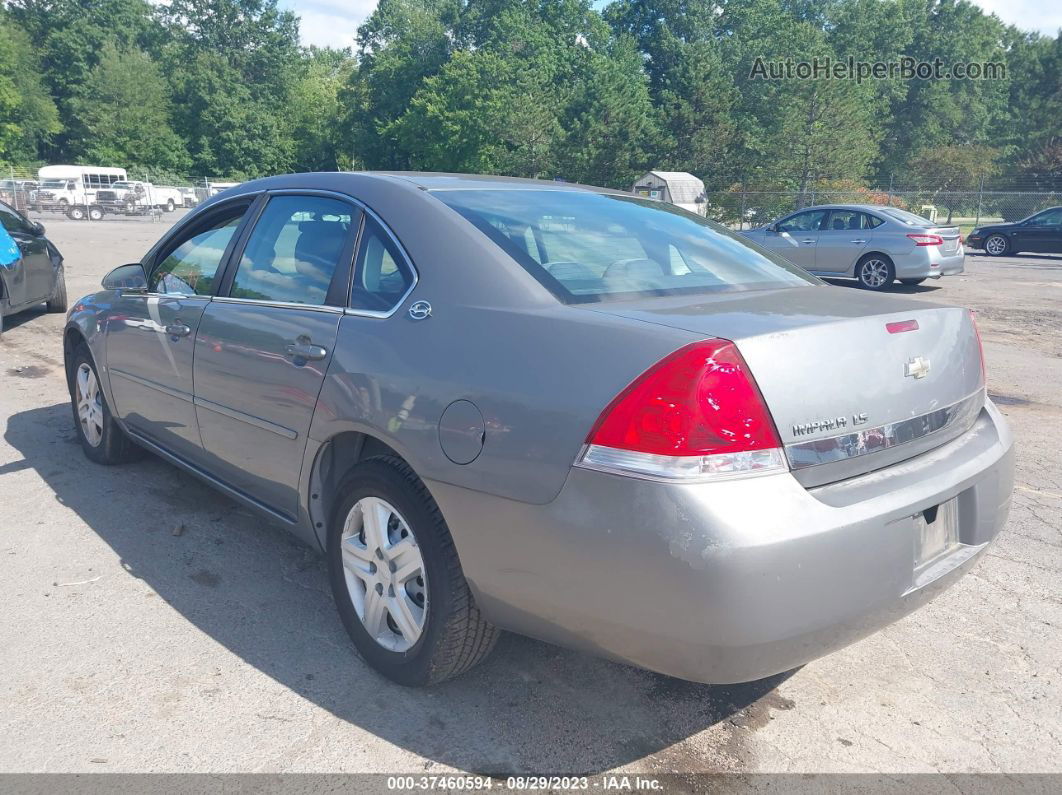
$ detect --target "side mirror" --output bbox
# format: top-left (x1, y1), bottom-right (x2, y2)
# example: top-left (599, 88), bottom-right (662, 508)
top-left (766, 224), bottom-right (779, 233)
top-left (30, 221), bottom-right (46, 236)
top-left (102, 263), bottom-right (148, 292)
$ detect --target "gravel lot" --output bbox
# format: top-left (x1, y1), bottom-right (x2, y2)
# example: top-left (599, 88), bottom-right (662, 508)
top-left (1, 215), bottom-right (1060, 775)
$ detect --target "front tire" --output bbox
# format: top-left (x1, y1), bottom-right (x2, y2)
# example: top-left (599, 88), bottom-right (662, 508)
top-left (69, 345), bottom-right (143, 464)
top-left (327, 456), bottom-right (499, 686)
top-left (856, 254), bottom-right (895, 290)
top-left (46, 267), bottom-right (67, 312)
top-left (984, 234), bottom-right (1010, 256)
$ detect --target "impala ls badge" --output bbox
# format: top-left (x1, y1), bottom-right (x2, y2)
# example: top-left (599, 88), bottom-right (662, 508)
top-left (905, 356), bottom-right (931, 379)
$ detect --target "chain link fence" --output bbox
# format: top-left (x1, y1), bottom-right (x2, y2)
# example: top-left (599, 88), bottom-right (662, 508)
top-left (1, 165), bottom-right (240, 223)
top-left (701, 174), bottom-right (1062, 231)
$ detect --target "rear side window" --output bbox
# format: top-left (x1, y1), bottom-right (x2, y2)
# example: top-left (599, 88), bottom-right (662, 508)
top-left (349, 217), bottom-right (414, 313)
top-left (150, 209), bottom-right (245, 295)
top-left (880, 208), bottom-right (936, 226)
top-left (230, 195), bottom-right (354, 305)
top-left (433, 189), bottom-right (817, 303)
top-left (824, 210), bottom-right (875, 231)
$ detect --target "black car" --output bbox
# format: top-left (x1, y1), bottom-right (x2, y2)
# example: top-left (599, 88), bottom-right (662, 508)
top-left (967, 206), bottom-right (1062, 256)
top-left (0, 200), bottom-right (67, 336)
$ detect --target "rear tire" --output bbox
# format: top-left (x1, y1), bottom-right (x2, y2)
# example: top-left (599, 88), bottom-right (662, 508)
top-left (984, 234), bottom-right (1010, 256)
top-left (46, 266), bottom-right (67, 312)
top-left (856, 254), bottom-right (895, 290)
top-left (166, 199), bottom-right (175, 212)
top-left (67, 205), bottom-right (86, 221)
top-left (900, 278), bottom-right (926, 286)
top-left (88, 205), bottom-right (104, 221)
top-left (69, 344), bottom-right (143, 465)
top-left (327, 455), bottom-right (499, 686)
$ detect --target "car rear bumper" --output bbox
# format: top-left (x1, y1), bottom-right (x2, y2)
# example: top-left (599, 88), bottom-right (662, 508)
top-left (431, 398), bottom-right (1013, 684)
top-left (894, 246), bottom-right (965, 278)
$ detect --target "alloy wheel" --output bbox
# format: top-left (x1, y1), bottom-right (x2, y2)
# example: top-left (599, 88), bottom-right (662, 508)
top-left (985, 235), bottom-right (1008, 256)
top-left (75, 363), bottom-right (104, 447)
top-left (339, 496), bottom-right (428, 652)
top-left (860, 259), bottom-right (890, 288)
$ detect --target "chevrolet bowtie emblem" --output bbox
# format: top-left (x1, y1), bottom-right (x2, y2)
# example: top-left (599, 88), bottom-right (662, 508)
top-left (905, 356), bottom-right (931, 379)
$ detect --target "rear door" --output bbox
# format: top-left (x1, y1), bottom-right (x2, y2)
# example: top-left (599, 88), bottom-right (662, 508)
top-left (759, 209), bottom-right (827, 270)
top-left (1018, 208), bottom-right (1062, 252)
top-left (814, 209), bottom-right (872, 274)
top-left (105, 197), bottom-right (253, 462)
top-left (192, 192), bottom-right (359, 518)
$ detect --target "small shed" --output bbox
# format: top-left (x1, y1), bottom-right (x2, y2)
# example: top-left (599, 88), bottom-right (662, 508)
top-left (631, 171), bottom-right (706, 214)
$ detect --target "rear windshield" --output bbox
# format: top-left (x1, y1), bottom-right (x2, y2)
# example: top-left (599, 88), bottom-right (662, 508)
top-left (431, 189), bottom-right (818, 303)
top-left (879, 207), bottom-right (936, 226)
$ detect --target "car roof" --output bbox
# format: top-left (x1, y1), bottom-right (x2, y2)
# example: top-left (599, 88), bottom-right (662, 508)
top-left (226, 171), bottom-right (626, 197)
top-left (788, 204), bottom-right (898, 213)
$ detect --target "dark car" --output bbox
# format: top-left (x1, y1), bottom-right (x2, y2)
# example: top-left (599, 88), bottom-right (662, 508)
top-left (967, 206), bottom-right (1062, 256)
top-left (0, 200), bottom-right (67, 336)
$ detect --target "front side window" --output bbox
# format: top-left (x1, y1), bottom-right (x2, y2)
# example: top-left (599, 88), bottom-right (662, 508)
top-left (777, 210), bottom-right (828, 233)
top-left (433, 189), bottom-right (817, 303)
top-left (229, 195), bottom-right (354, 305)
top-left (349, 217), bottom-right (415, 313)
top-left (150, 209), bottom-right (245, 295)
top-left (1026, 208), bottom-right (1062, 226)
top-left (0, 202), bottom-right (31, 234)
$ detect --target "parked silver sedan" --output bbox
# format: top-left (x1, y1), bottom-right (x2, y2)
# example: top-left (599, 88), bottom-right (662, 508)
top-left (742, 204), bottom-right (965, 289)
top-left (64, 173), bottom-right (1012, 686)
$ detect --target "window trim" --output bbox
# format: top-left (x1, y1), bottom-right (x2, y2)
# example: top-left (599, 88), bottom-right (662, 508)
top-left (345, 212), bottom-right (419, 319)
top-left (216, 190), bottom-right (363, 308)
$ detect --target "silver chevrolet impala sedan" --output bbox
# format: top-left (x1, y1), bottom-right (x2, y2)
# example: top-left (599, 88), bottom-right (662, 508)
top-left (64, 173), bottom-right (1014, 686)
top-left (742, 204), bottom-right (966, 289)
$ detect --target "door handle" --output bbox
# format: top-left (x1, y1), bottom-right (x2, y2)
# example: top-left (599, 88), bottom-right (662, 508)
top-left (800, 239), bottom-right (815, 244)
top-left (285, 342), bottom-right (329, 361)
top-left (849, 239), bottom-right (867, 244)
top-left (165, 322), bottom-right (191, 338)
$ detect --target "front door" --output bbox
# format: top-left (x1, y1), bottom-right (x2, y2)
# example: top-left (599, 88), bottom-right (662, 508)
top-left (0, 201), bottom-right (53, 305)
top-left (761, 209), bottom-right (828, 270)
top-left (1017, 207), bottom-right (1062, 253)
top-left (104, 200), bottom-right (251, 461)
top-left (192, 193), bottom-right (358, 518)
top-left (815, 209), bottom-right (873, 274)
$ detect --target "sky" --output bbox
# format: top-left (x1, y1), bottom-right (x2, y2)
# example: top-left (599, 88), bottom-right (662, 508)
top-left (282, 0), bottom-right (1062, 49)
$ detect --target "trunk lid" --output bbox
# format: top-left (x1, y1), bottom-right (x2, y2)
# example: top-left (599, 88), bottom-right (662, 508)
top-left (585, 286), bottom-right (984, 486)
top-left (929, 226), bottom-right (962, 254)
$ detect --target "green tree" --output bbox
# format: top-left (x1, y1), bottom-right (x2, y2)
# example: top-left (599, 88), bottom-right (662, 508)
top-left (5, 0), bottom-right (159, 159)
top-left (159, 0), bottom-right (302, 175)
top-left (0, 19), bottom-right (60, 162)
top-left (69, 44), bottom-right (189, 170)
top-left (289, 48), bottom-right (355, 172)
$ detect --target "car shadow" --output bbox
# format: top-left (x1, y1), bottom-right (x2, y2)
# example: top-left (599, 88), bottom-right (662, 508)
top-left (0, 305), bottom-right (49, 334)
top-left (821, 278), bottom-right (943, 294)
top-left (5, 402), bottom-right (795, 774)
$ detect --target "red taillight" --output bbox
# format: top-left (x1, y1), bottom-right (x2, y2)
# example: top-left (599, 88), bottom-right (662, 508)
top-left (906, 233), bottom-right (943, 247)
top-left (579, 340), bottom-right (786, 480)
top-left (970, 310), bottom-right (986, 386)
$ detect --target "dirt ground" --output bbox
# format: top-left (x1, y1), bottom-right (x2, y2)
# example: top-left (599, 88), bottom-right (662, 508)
top-left (1, 214), bottom-right (1059, 774)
